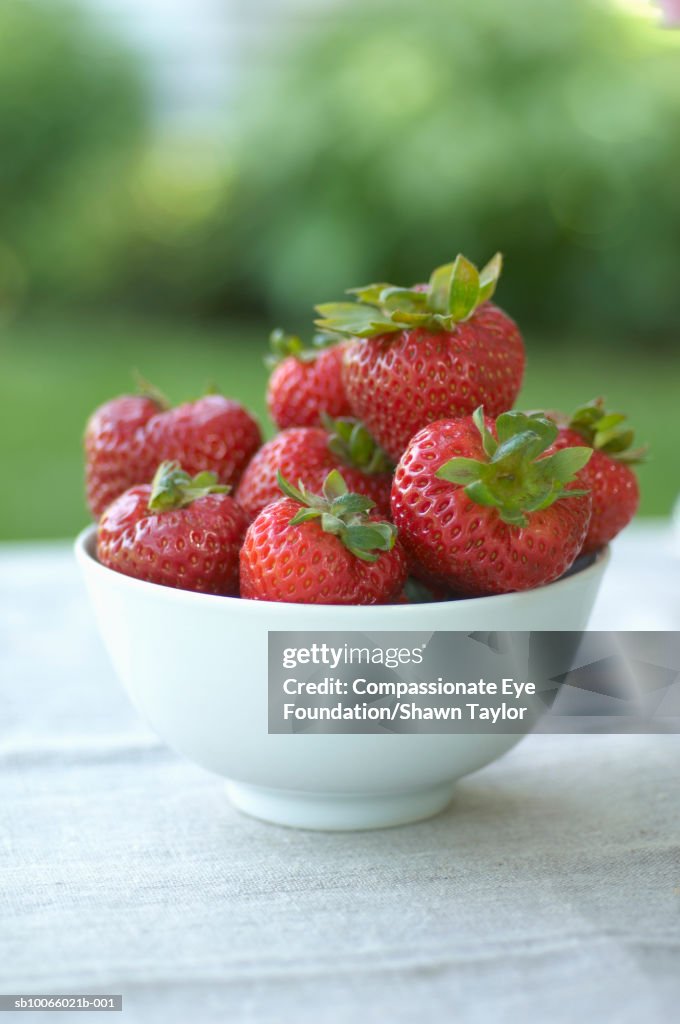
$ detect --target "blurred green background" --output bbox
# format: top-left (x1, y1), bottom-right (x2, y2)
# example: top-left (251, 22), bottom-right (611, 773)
top-left (1, 0), bottom-right (678, 540)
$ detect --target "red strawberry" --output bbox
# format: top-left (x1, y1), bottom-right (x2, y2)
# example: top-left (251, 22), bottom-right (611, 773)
top-left (266, 329), bottom-right (353, 429)
top-left (144, 394), bottom-right (261, 490)
top-left (85, 394), bottom-right (163, 519)
top-left (316, 254), bottom-right (525, 461)
top-left (235, 416), bottom-right (393, 521)
top-left (97, 461), bottom-right (247, 595)
top-left (240, 470), bottom-right (407, 605)
top-left (551, 399), bottom-right (643, 554)
top-left (85, 390), bottom-right (261, 519)
top-left (391, 408), bottom-right (593, 596)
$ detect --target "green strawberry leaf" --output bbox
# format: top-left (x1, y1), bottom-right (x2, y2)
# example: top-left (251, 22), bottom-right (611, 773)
top-left (346, 283), bottom-right (393, 304)
top-left (322, 469), bottom-right (348, 502)
top-left (289, 507), bottom-right (323, 526)
top-left (269, 328), bottom-right (304, 360)
top-left (615, 445), bottom-right (648, 465)
top-left (347, 421), bottom-right (374, 465)
top-left (490, 430), bottom-right (542, 464)
top-left (472, 406), bottom-right (498, 458)
top-left (449, 255), bottom-right (480, 320)
top-left (343, 522), bottom-right (397, 561)
top-left (277, 470), bottom-right (397, 562)
top-left (389, 310), bottom-right (433, 327)
top-left (464, 479), bottom-right (501, 509)
top-left (276, 471), bottom-right (308, 506)
top-left (495, 411), bottom-right (557, 449)
top-left (344, 523), bottom-right (395, 551)
top-left (478, 252), bottom-right (503, 303)
top-left (436, 457), bottom-right (486, 486)
top-left (148, 461), bottom-right (229, 512)
top-left (315, 302), bottom-right (400, 338)
top-left (537, 447), bottom-right (593, 483)
top-left (567, 397), bottom-right (647, 464)
top-left (434, 406), bottom-right (593, 528)
top-left (267, 328), bottom-right (339, 367)
top-left (331, 492), bottom-right (376, 517)
top-left (320, 512), bottom-right (345, 534)
top-left (317, 252), bottom-right (505, 338)
top-left (379, 287), bottom-right (429, 314)
top-left (428, 261), bottom-right (455, 315)
top-left (596, 427), bottom-right (634, 452)
top-left (594, 412), bottom-right (627, 432)
top-left (322, 414), bottom-right (392, 475)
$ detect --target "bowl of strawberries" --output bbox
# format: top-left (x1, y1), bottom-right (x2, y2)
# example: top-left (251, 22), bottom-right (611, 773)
top-left (76, 253), bottom-right (641, 830)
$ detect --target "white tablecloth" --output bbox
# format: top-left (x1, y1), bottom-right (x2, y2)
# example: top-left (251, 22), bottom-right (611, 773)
top-left (1, 524), bottom-right (679, 1023)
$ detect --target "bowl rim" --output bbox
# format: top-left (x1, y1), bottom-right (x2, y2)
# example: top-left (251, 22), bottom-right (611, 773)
top-left (74, 523), bottom-right (610, 617)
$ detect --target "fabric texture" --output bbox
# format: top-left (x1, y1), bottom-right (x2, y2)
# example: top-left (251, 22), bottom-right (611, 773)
top-left (1, 526), bottom-right (679, 1023)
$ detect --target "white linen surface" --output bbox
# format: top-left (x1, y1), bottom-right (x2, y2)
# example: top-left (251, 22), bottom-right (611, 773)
top-left (1, 525), bottom-right (678, 1023)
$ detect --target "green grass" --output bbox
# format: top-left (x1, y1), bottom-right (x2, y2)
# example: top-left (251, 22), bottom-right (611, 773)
top-left (0, 313), bottom-right (676, 540)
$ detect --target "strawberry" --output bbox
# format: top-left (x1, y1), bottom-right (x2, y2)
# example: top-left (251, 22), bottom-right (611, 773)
top-left (266, 329), bottom-right (353, 429)
top-left (97, 461), bottom-right (247, 595)
top-left (144, 394), bottom-right (261, 491)
top-left (235, 416), bottom-right (393, 521)
top-left (391, 408), bottom-right (593, 596)
top-left (315, 253), bottom-right (525, 461)
top-left (240, 470), bottom-right (407, 605)
top-left (85, 389), bottom-right (261, 519)
top-left (85, 394), bottom-right (163, 519)
top-left (551, 399), bottom-right (643, 554)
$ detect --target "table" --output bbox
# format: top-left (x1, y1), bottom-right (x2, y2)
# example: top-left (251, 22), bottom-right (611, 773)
top-left (1, 524), bottom-right (679, 1023)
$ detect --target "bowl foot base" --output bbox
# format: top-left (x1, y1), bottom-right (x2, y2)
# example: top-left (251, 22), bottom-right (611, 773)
top-left (225, 779), bottom-right (456, 831)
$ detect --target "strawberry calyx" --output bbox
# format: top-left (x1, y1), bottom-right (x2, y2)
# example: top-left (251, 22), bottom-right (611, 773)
top-left (277, 469), bottom-right (396, 563)
top-left (436, 407), bottom-right (593, 528)
top-left (321, 413), bottom-right (392, 475)
top-left (266, 328), bottom-right (339, 368)
top-left (567, 398), bottom-right (647, 465)
top-left (148, 460), bottom-right (230, 512)
top-left (314, 253), bottom-right (503, 338)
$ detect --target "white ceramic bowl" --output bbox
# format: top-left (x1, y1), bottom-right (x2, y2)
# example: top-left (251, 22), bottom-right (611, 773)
top-left (76, 525), bottom-right (608, 831)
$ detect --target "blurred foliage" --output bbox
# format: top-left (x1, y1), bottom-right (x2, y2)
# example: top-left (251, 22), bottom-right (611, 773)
top-left (171, 0), bottom-right (680, 340)
top-left (2, 0), bottom-right (680, 344)
top-left (0, 0), bottom-right (148, 312)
